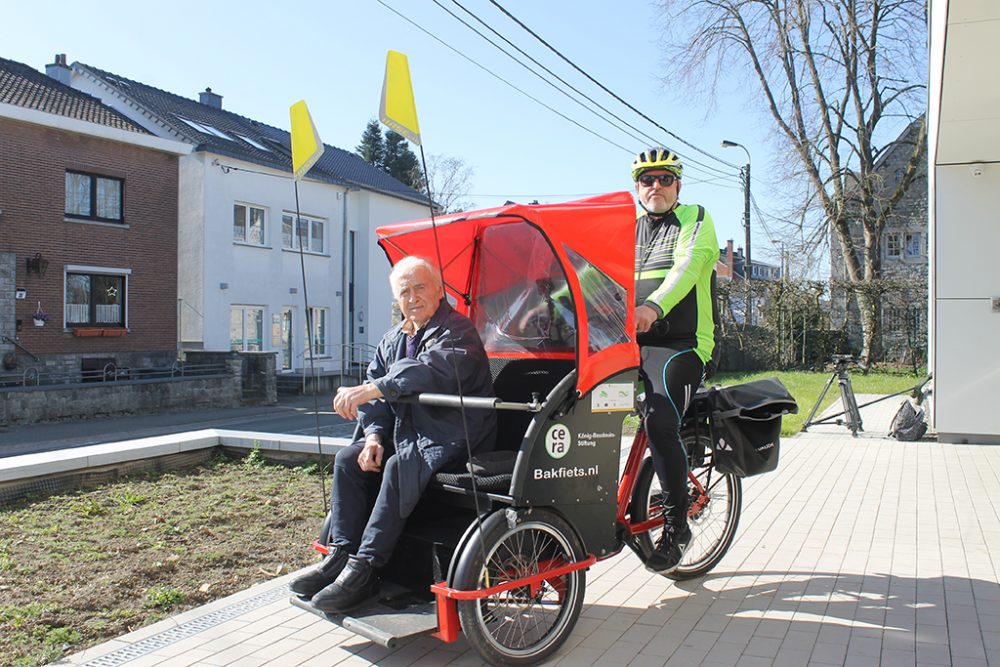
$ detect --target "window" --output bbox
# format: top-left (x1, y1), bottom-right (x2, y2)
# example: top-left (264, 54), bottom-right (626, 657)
top-left (565, 245), bottom-right (629, 352)
top-left (235, 134), bottom-right (270, 151)
top-left (230, 306), bottom-right (265, 351)
top-left (176, 116), bottom-right (232, 140)
top-left (305, 307), bottom-right (328, 357)
top-left (282, 213), bottom-right (325, 253)
top-left (473, 222), bottom-right (577, 354)
top-left (886, 233), bottom-right (901, 259)
top-left (65, 271), bottom-right (126, 326)
top-left (233, 204), bottom-right (265, 245)
top-left (65, 171), bottom-right (123, 222)
top-left (905, 233), bottom-right (921, 258)
top-left (883, 304), bottom-right (922, 334)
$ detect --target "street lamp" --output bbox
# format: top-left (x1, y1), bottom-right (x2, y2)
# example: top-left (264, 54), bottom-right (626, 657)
top-left (721, 139), bottom-right (752, 325)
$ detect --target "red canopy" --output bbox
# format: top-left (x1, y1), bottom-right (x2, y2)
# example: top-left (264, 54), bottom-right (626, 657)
top-left (376, 192), bottom-right (639, 397)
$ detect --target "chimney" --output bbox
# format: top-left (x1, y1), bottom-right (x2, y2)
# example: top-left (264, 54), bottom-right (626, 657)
top-left (199, 87), bottom-right (222, 109)
top-left (725, 240), bottom-right (734, 268)
top-left (45, 54), bottom-right (71, 86)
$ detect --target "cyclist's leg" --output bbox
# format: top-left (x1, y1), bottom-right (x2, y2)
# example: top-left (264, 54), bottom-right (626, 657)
top-left (639, 345), bottom-right (704, 530)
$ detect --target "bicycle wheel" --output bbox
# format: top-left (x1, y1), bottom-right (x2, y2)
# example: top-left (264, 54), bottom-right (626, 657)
top-left (629, 429), bottom-right (742, 580)
top-left (452, 508), bottom-right (586, 667)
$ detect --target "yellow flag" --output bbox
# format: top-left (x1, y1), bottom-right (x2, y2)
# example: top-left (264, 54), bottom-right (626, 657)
top-left (289, 100), bottom-right (324, 181)
top-left (379, 50), bottom-right (421, 145)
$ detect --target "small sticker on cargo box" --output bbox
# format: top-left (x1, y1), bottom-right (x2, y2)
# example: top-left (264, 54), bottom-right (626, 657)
top-left (592, 383), bottom-right (633, 412)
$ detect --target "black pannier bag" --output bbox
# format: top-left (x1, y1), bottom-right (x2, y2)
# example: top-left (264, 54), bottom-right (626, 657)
top-left (709, 378), bottom-right (798, 477)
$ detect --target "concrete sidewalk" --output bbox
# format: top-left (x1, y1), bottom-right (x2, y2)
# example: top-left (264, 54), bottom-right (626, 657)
top-left (0, 394), bottom-right (355, 458)
top-left (52, 395), bottom-right (1000, 667)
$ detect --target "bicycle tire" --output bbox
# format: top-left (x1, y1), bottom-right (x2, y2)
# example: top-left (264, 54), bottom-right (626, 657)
top-left (452, 508), bottom-right (586, 666)
top-left (628, 429), bottom-right (742, 580)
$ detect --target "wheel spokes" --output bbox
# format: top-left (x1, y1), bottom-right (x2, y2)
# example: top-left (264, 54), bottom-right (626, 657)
top-left (477, 525), bottom-right (577, 651)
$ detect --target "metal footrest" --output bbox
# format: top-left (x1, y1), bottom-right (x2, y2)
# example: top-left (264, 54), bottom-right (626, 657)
top-left (289, 584), bottom-right (437, 648)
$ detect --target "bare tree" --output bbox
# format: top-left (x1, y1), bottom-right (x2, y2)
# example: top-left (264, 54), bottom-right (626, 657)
top-left (410, 154), bottom-right (476, 214)
top-left (661, 0), bottom-right (927, 365)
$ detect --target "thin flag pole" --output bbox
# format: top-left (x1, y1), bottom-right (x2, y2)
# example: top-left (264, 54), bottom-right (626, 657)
top-left (380, 50), bottom-right (489, 567)
top-left (290, 100), bottom-right (329, 514)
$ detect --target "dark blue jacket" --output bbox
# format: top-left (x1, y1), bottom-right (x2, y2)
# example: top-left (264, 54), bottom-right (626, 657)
top-left (360, 300), bottom-right (496, 517)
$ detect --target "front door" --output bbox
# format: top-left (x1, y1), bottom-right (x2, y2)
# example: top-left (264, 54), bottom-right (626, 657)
top-left (281, 307), bottom-right (293, 370)
top-left (348, 230), bottom-right (357, 364)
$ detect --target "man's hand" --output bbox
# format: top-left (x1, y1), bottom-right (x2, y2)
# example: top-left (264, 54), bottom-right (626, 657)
top-left (333, 382), bottom-right (384, 421)
top-left (517, 304), bottom-right (550, 335)
top-left (358, 436), bottom-right (384, 473)
top-left (635, 304), bottom-right (659, 334)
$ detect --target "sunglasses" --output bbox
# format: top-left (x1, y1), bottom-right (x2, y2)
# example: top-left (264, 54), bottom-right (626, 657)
top-left (637, 173), bottom-right (678, 187)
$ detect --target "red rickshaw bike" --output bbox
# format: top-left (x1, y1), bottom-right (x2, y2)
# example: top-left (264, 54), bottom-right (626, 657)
top-left (291, 192), bottom-right (796, 666)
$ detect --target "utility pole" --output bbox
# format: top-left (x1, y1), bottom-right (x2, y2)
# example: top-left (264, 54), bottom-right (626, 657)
top-left (721, 140), bottom-right (752, 325)
top-left (742, 162), bottom-right (752, 325)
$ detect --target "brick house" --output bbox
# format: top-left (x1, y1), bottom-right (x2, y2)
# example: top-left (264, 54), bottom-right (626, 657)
top-left (0, 56), bottom-right (189, 380)
top-left (829, 119), bottom-right (928, 361)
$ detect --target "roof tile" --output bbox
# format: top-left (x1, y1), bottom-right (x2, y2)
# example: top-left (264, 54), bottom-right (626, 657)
top-left (0, 56), bottom-right (148, 134)
top-left (77, 63), bottom-right (429, 205)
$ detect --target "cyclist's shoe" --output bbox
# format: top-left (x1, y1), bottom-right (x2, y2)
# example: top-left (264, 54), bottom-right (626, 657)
top-left (645, 522), bottom-right (692, 574)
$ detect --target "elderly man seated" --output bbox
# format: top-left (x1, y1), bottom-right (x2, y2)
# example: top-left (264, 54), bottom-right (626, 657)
top-left (291, 256), bottom-right (497, 613)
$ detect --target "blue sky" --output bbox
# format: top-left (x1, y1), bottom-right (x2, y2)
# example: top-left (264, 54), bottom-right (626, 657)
top-left (5, 0), bottom-right (789, 265)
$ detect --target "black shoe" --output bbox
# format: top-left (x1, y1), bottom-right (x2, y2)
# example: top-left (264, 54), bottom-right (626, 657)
top-left (312, 556), bottom-right (380, 613)
top-left (645, 522), bottom-right (692, 574)
top-left (289, 547), bottom-right (350, 598)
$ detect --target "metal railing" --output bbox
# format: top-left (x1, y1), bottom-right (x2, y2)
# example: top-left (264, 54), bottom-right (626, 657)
top-left (281, 343), bottom-right (378, 392)
top-left (0, 360), bottom-right (230, 389)
top-left (1, 335), bottom-right (39, 362)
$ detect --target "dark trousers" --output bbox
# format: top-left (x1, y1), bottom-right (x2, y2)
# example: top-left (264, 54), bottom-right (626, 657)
top-left (327, 439), bottom-right (409, 569)
top-left (640, 345), bottom-right (705, 530)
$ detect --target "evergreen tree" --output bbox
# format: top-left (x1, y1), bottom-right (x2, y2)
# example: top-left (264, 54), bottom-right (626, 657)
top-left (384, 130), bottom-right (421, 189)
top-left (355, 119), bottom-right (385, 168)
top-left (356, 121), bottom-right (423, 190)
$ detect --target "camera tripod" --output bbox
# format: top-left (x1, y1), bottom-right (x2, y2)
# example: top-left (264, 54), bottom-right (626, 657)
top-left (801, 355), bottom-right (864, 436)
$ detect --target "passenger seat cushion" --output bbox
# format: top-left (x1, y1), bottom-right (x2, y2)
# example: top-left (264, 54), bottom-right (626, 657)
top-left (467, 450), bottom-right (517, 476)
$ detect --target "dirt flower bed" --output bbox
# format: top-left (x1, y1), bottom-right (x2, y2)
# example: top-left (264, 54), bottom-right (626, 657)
top-left (0, 451), bottom-right (330, 667)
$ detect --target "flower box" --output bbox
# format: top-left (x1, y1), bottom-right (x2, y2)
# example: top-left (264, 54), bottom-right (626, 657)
top-left (33, 318), bottom-right (45, 327)
top-left (73, 327), bottom-right (127, 337)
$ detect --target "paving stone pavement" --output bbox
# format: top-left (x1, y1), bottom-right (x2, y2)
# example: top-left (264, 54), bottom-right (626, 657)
top-left (52, 395), bottom-right (1000, 667)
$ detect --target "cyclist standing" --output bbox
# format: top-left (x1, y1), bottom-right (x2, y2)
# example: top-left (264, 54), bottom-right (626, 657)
top-left (632, 147), bottom-right (720, 573)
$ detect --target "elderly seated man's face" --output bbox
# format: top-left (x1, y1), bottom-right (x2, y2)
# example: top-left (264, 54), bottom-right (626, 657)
top-left (392, 264), bottom-right (443, 327)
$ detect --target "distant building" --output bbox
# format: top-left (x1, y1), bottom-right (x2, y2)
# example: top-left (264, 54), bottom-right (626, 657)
top-left (0, 55), bottom-right (189, 379)
top-left (829, 118), bottom-right (927, 361)
top-left (717, 240), bottom-right (781, 282)
top-left (716, 239), bottom-right (781, 325)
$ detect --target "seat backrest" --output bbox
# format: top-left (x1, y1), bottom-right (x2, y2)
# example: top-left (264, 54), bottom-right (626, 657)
top-left (489, 357), bottom-right (575, 452)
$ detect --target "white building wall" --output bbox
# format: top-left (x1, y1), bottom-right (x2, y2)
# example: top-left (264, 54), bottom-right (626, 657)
top-left (357, 192), bottom-right (430, 342)
top-left (191, 158), bottom-right (425, 372)
top-left (929, 0), bottom-right (1000, 443)
top-left (199, 156), bottom-right (346, 372)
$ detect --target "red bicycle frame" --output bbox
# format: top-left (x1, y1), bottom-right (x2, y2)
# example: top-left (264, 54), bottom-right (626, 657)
top-left (615, 428), bottom-right (708, 538)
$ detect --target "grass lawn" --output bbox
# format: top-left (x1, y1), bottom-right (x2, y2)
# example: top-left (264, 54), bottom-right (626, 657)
top-left (0, 451), bottom-right (328, 667)
top-left (714, 367), bottom-right (928, 436)
top-left (621, 367), bottom-right (927, 437)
